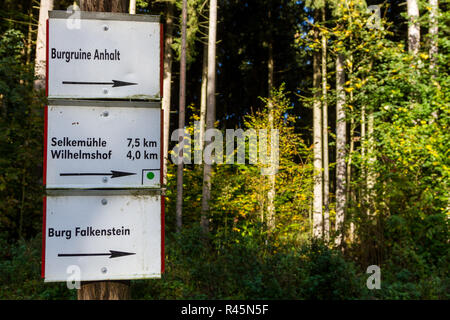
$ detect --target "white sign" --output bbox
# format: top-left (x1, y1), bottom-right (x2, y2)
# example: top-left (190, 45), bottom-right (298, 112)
top-left (45, 101), bottom-right (161, 189)
top-left (47, 11), bottom-right (161, 100)
top-left (43, 193), bottom-right (163, 282)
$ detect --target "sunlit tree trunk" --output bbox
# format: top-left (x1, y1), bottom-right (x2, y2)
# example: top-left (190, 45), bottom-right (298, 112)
top-left (429, 0), bottom-right (438, 72)
top-left (335, 52), bottom-right (346, 246)
top-left (34, 0), bottom-right (54, 89)
top-left (201, 0), bottom-right (217, 234)
top-left (267, 9), bottom-right (276, 232)
top-left (312, 14), bottom-right (323, 239)
top-left (367, 111), bottom-right (376, 211)
top-left (321, 6), bottom-right (330, 241)
top-left (429, 0), bottom-right (439, 120)
top-left (407, 0), bottom-right (420, 55)
top-left (128, 0), bottom-right (136, 14)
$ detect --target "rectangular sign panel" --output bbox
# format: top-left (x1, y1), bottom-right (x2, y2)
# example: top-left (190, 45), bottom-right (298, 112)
top-left (47, 11), bottom-right (161, 100)
top-left (45, 100), bottom-right (161, 189)
top-left (43, 193), bottom-right (163, 282)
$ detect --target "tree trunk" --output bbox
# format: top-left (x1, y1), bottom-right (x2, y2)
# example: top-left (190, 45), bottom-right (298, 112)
top-left (199, 42), bottom-right (208, 154)
top-left (201, 0), bottom-right (217, 234)
top-left (321, 6), bottom-right (329, 240)
top-left (34, 0), bottom-right (54, 90)
top-left (128, 0), bottom-right (136, 14)
top-left (77, 281), bottom-right (130, 300)
top-left (162, 2), bottom-right (174, 185)
top-left (429, 0), bottom-right (438, 72)
top-left (312, 15), bottom-right (323, 239)
top-left (407, 0), bottom-right (420, 55)
top-left (335, 53), bottom-right (346, 246)
top-left (77, 0), bottom-right (130, 300)
top-left (429, 0), bottom-right (439, 120)
top-left (26, 11), bottom-right (34, 65)
top-left (176, 0), bottom-right (188, 232)
top-left (366, 111), bottom-right (376, 215)
top-left (80, 0), bottom-right (128, 12)
top-left (266, 13), bottom-right (276, 232)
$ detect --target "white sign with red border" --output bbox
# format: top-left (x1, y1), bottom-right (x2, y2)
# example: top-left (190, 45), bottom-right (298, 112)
top-left (45, 100), bottom-right (162, 189)
top-left (43, 193), bottom-right (164, 281)
top-left (47, 11), bottom-right (161, 100)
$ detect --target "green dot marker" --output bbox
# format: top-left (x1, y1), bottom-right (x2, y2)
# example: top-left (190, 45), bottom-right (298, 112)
top-left (146, 172), bottom-right (155, 180)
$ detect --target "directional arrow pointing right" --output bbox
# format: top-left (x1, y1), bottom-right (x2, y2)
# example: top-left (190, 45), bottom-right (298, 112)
top-left (60, 170), bottom-right (136, 179)
top-left (58, 250), bottom-right (136, 259)
top-left (62, 80), bottom-right (138, 87)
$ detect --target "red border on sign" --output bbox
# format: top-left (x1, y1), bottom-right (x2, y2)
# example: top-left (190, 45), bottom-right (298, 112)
top-left (41, 196), bottom-right (46, 278)
top-left (160, 23), bottom-right (164, 99)
top-left (45, 19), bottom-right (49, 97)
top-left (160, 22), bottom-right (165, 274)
top-left (43, 105), bottom-right (47, 186)
top-left (160, 108), bottom-right (165, 274)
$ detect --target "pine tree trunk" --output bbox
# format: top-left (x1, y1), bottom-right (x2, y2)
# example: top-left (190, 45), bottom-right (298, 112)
top-left (77, 281), bottom-right (130, 300)
top-left (26, 11), bottom-right (34, 65)
top-left (266, 25), bottom-right (276, 232)
top-left (34, 0), bottom-right (54, 89)
top-left (429, 0), bottom-right (439, 120)
top-left (321, 6), bottom-right (329, 240)
top-left (335, 53), bottom-right (346, 246)
top-left (176, 0), bottom-right (188, 232)
top-left (201, 0), bottom-right (217, 234)
top-left (199, 42), bottom-right (208, 153)
top-left (128, 0), bottom-right (136, 14)
top-left (407, 0), bottom-right (420, 55)
top-left (162, 2), bottom-right (174, 186)
top-left (429, 0), bottom-right (438, 72)
top-left (77, 0), bottom-right (130, 300)
top-left (312, 17), bottom-right (323, 238)
top-left (367, 111), bottom-right (376, 214)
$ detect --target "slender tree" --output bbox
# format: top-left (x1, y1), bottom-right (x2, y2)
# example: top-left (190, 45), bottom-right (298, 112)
top-left (199, 42), bottom-right (208, 152)
top-left (335, 51), bottom-right (346, 246)
top-left (176, 0), bottom-right (188, 232)
top-left (267, 8), bottom-right (276, 232)
top-left (200, 0), bottom-right (217, 233)
top-left (129, 0), bottom-right (136, 14)
top-left (407, 0), bottom-right (420, 55)
top-left (34, 0), bottom-right (54, 89)
top-left (321, 6), bottom-right (330, 240)
top-left (429, 0), bottom-right (438, 73)
top-left (312, 10), bottom-right (323, 238)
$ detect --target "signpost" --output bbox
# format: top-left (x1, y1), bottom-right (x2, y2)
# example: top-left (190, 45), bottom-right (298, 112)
top-left (43, 11), bottom-right (164, 285)
top-left (45, 100), bottom-right (161, 189)
top-left (47, 11), bottom-right (161, 100)
top-left (43, 193), bottom-right (162, 282)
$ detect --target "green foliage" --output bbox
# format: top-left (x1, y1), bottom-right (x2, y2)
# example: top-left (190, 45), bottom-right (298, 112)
top-left (0, 232), bottom-right (75, 300)
top-left (131, 226), bottom-right (363, 299)
top-left (0, 29), bottom-right (44, 240)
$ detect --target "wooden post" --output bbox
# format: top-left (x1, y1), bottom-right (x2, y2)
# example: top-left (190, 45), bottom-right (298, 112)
top-left (77, 0), bottom-right (130, 300)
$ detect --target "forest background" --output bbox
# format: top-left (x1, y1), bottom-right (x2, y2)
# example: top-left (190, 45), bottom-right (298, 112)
top-left (0, 0), bottom-right (448, 299)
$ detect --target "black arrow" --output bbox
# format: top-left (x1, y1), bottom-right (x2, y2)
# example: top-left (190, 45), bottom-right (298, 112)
top-left (60, 170), bottom-right (136, 179)
top-left (62, 80), bottom-right (138, 87)
top-left (58, 250), bottom-right (136, 259)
